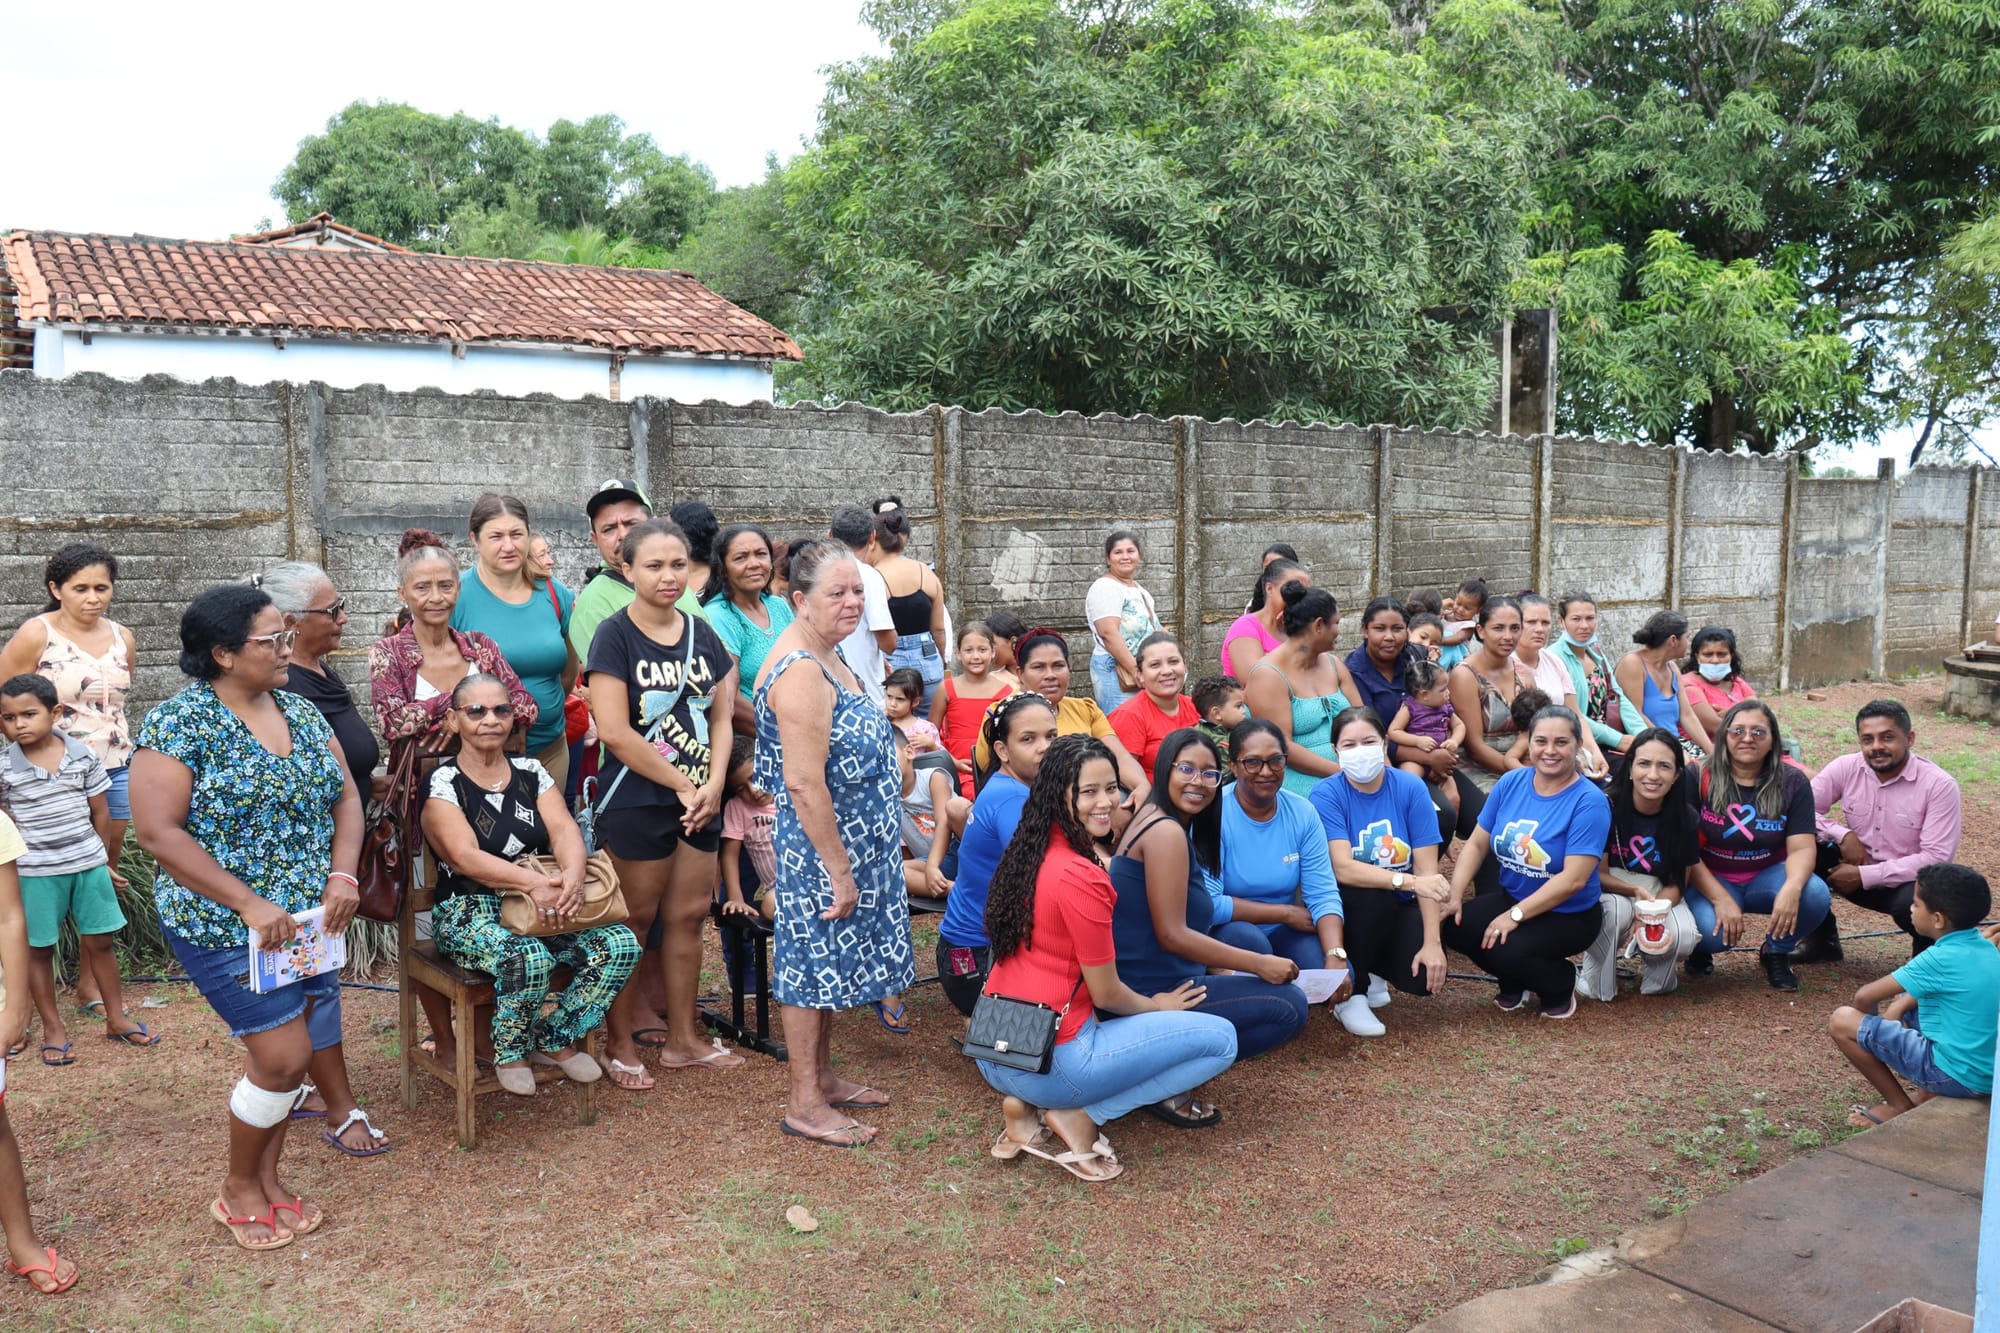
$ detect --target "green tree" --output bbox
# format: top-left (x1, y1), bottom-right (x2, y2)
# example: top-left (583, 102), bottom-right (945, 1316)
top-left (1526, 0), bottom-right (2000, 456)
top-left (274, 104), bottom-right (717, 257)
top-left (274, 102), bottom-right (537, 251)
top-left (783, 0), bottom-right (1560, 421)
top-left (666, 157), bottom-right (808, 332)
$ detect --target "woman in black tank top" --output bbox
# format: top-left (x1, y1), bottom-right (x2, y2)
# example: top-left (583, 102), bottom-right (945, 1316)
top-left (871, 498), bottom-right (950, 698)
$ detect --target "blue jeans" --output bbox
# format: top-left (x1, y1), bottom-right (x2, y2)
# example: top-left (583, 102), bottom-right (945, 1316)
top-left (1189, 973), bottom-right (1310, 1059)
top-left (1858, 1009), bottom-right (1981, 1098)
top-left (976, 1011), bottom-right (1238, 1123)
top-left (888, 634), bottom-right (945, 699)
top-left (1686, 863), bottom-right (1832, 955)
top-left (1091, 648), bottom-right (1139, 714)
top-left (167, 926), bottom-right (343, 1047)
top-left (1214, 918), bottom-right (1328, 970)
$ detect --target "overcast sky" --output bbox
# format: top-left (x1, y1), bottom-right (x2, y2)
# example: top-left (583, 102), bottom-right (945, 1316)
top-left (0, 5), bottom-right (1967, 469)
top-left (0, 6), bottom-right (881, 237)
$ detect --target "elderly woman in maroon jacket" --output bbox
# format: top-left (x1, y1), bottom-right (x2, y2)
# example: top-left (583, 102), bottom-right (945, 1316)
top-left (368, 530), bottom-right (535, 751)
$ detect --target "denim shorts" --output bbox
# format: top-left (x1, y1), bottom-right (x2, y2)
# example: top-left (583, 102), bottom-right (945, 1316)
top-left (166, 927), bottom-right (343, 1048)
top-left (104, 765), bottom-right (130, 821)
top-left (1858, 1012), bottom-right (1979, 1098)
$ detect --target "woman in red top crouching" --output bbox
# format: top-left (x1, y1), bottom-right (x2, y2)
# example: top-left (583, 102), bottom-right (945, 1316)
top-left (974, 735), bottom-right (1238, 1182)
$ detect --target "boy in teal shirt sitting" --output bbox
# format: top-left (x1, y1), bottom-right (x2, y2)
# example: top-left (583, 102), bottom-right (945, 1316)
top-left (1829, 863), bottom-right (2000, 1129)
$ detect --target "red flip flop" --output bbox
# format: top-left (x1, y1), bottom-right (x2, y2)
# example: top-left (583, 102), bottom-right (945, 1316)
top-left (7, 1246), bottom-right (78, 1295)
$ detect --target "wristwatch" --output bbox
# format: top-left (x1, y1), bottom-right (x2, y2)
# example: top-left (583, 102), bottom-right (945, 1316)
top-left (1390, 872), bottom-right (1406, 891)
top-left (1509, 906), bottom-right (1525, 924)
top-left (1330, 947), bottom-right (1348, 961)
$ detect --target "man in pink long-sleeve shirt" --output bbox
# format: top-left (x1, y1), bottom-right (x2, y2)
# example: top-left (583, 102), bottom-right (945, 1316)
top-left (1798, 699), bottom-right (1962, 962)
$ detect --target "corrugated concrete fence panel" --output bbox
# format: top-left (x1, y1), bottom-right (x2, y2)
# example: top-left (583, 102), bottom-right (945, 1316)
top-left (1681, 451), bottom-right (1789, 677)
top-left (0, 372), bottom-right (292, 709)
top-left (1387, 428), bottom-right (1536, 596)
top-left (660, 401), bottom-right (940, 562)
top-left (1546, 435), bottom-right (1675, 659)
top-left (319, 384), bottom-right (635, 663)
top-left (950, 409), bottom-right (1178, 648)
top-left (1886, 469), bottom-right (1973, 675)
top-left (1791, 477), bottom-right (1886, 688)
top-left (1190, 419), bottom-right (1375, 669)
top-left (1976, 478), bottom-right (2000, 640)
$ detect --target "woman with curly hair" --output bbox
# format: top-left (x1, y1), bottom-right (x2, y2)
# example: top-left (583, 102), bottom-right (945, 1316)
top-left (975, 735), bottom-right (1238, 1182)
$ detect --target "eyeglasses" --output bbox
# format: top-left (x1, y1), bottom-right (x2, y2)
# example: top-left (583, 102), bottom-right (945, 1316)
top-left (455, 704), bottom-right (516, 721)
top-left (1727, 726), bottom-right (1771, 741)
top-left (1233, 755), bottom-right (1287, 774)
top-left (1172, 761), bottom-right (1224, 786)
top-left (244, 630), bottom-right (299, 653)
top-left (296, 597), bottom-right (347, 619)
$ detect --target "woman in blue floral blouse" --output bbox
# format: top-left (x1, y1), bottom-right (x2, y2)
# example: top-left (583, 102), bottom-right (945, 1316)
top-left (131, 585), bottom-right (364, 1253)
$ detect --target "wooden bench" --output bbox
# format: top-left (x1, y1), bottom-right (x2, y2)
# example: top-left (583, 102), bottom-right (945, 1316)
top-left (396, 851), bottom-right (603, 1149)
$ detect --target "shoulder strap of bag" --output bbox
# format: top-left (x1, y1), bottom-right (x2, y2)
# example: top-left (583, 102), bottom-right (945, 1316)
top-left (590, 616), bottom-right (698, 819)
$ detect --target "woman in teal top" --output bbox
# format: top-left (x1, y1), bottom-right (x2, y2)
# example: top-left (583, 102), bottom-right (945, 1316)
top-left (701, 524), bottom-right (795, 734)
top-left (1242, 583), bottom-right (1359, 796)
top-left (449, 493), bottom-right (577, 789)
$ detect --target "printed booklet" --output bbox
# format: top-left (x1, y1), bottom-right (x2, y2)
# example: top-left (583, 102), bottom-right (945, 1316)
top-left (247, 906), bottom-right (347, 994)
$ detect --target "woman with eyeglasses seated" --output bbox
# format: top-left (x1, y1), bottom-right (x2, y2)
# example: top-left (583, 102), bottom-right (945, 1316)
top-left (130, 584), bottom-right (363, 1251)
top-left (419, 674), bottom-right (638, 1096)
top-left (1110, 727), bottom-right (1309, 1080)
top-left (1205, 720), bottom-right (1353, 997)
top-left (1687, 700), bottom-right (1830, 991)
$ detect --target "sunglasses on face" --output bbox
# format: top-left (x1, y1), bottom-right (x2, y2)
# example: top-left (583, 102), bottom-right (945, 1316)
top-left (1727, 726), bottom-right (1771, 741)
top-left (244, 630), bottom-right (299, 653)
top-left (1234, 755), bottom-right (1287, 774)
top-left (1172, 761), bottom-right (1224, 786)
top-left (456, 704), bottom-right (515, 721)
top-left (295, 597), bottom-right (348, 618)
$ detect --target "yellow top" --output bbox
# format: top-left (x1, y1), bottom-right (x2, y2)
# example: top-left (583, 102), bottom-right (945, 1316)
top-left (972, 694), bottom-right (1114, 770)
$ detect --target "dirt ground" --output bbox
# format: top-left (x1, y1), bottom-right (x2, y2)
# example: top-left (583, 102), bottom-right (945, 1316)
top-left (1, 676), bottom-right (1991, 1331)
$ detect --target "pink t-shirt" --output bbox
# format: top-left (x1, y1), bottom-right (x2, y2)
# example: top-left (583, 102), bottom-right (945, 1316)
top-left (721, 794), bottom-right (778, 885)
top-left (1682, 672), bottom-right (1754, 715)
top-left (1220, 613), bottom-right (1283, 672)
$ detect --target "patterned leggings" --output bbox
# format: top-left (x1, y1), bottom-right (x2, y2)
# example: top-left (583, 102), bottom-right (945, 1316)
top-left (431, 895), bottom-right (641, 1064)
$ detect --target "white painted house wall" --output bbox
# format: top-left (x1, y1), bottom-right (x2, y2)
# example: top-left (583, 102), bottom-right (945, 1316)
top-left (30, 327), bottom-right (775, 403)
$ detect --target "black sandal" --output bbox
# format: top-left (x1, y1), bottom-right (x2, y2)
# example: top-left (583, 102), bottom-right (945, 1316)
top-left (1143, 1095), bottom-right (1222, 1129)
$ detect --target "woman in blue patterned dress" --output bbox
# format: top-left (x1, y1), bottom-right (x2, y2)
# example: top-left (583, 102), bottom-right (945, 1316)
top-left (131, 585), bottom-right (363, 1252)
top-left (753, 539), bottom-right (915, 1148)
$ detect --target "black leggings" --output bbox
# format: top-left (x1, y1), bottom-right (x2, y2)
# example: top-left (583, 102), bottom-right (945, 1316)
top-left (1441, 894), bottom-right (1602, 1005)
top-left (1433, 775), bottom-right (1500, 894)
top-left (1342, 889), bottom-right (1433, 997)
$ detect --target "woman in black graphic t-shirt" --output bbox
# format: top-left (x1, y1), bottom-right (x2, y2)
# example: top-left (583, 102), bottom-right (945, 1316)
top-left (586, 520), bottom-right (739, 1089)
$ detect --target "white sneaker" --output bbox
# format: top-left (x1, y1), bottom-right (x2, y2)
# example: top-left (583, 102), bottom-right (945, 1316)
top-left (1365, 974), bottom-right (1391, 1010)
top-left (1573, 962), bottom-right (1598, 1003)
top-left (1332, 994), bottom-right (1386, 1037)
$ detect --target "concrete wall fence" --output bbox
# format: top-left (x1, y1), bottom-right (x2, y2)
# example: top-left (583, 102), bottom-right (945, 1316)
top-left (2, 370), bottom-right (1992, 716)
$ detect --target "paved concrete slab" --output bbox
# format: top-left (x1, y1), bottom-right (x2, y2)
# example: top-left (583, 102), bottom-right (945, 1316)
top-left (1830, 1097), bottom-right (1987, 1198)
top-left (1630, 1152), bottom-right (1977, 1331)
top-left (1418, 1100), bottom-right (1983, 1333)
top-left (1416, 1267), bottom-right (1774, 1332)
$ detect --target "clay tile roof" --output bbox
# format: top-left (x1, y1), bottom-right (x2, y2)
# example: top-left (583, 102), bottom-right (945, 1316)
top-left (0, 225), bottom-right (802, 362)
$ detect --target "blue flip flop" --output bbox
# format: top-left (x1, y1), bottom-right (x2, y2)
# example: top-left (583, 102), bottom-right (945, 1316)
top-left (870, 1000), bottom-right (912, 1036)
top-left (39, 1043), bottom-right (75, 1066)
top-left (103, 1021), bottom-right (160, 1047)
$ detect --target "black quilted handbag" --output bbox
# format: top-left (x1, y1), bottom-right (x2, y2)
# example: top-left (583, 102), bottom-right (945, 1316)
top-left (960, 979), bottom-right (1081, 1074)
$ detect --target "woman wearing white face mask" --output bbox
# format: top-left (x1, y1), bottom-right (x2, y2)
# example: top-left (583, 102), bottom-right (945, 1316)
top-left (1307, 708), bottom-right (1455, 1036)
top-left (1679, 626), bottom-right (1759, 742)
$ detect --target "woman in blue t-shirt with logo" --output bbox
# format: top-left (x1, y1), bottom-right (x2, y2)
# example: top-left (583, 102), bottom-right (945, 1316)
top-left (1308, 707), bottom-right (1456, 1037)
top-left (1686, 699), bottom-right (1830, 992)
top-left (936, 694), bottom-right (1058, 1015)
top-left (1442, 704), bottom-right (1610, 1018)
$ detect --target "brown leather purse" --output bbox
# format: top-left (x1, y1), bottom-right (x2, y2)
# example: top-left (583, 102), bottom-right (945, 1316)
top-left (500, 850), bottom-right (628, 937)
top-left (354, 738), bottom-right (420, 922)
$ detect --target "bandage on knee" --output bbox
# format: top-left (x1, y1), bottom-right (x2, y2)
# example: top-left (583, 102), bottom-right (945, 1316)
top-left (229, 1076), bottom-right (300, 1128)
